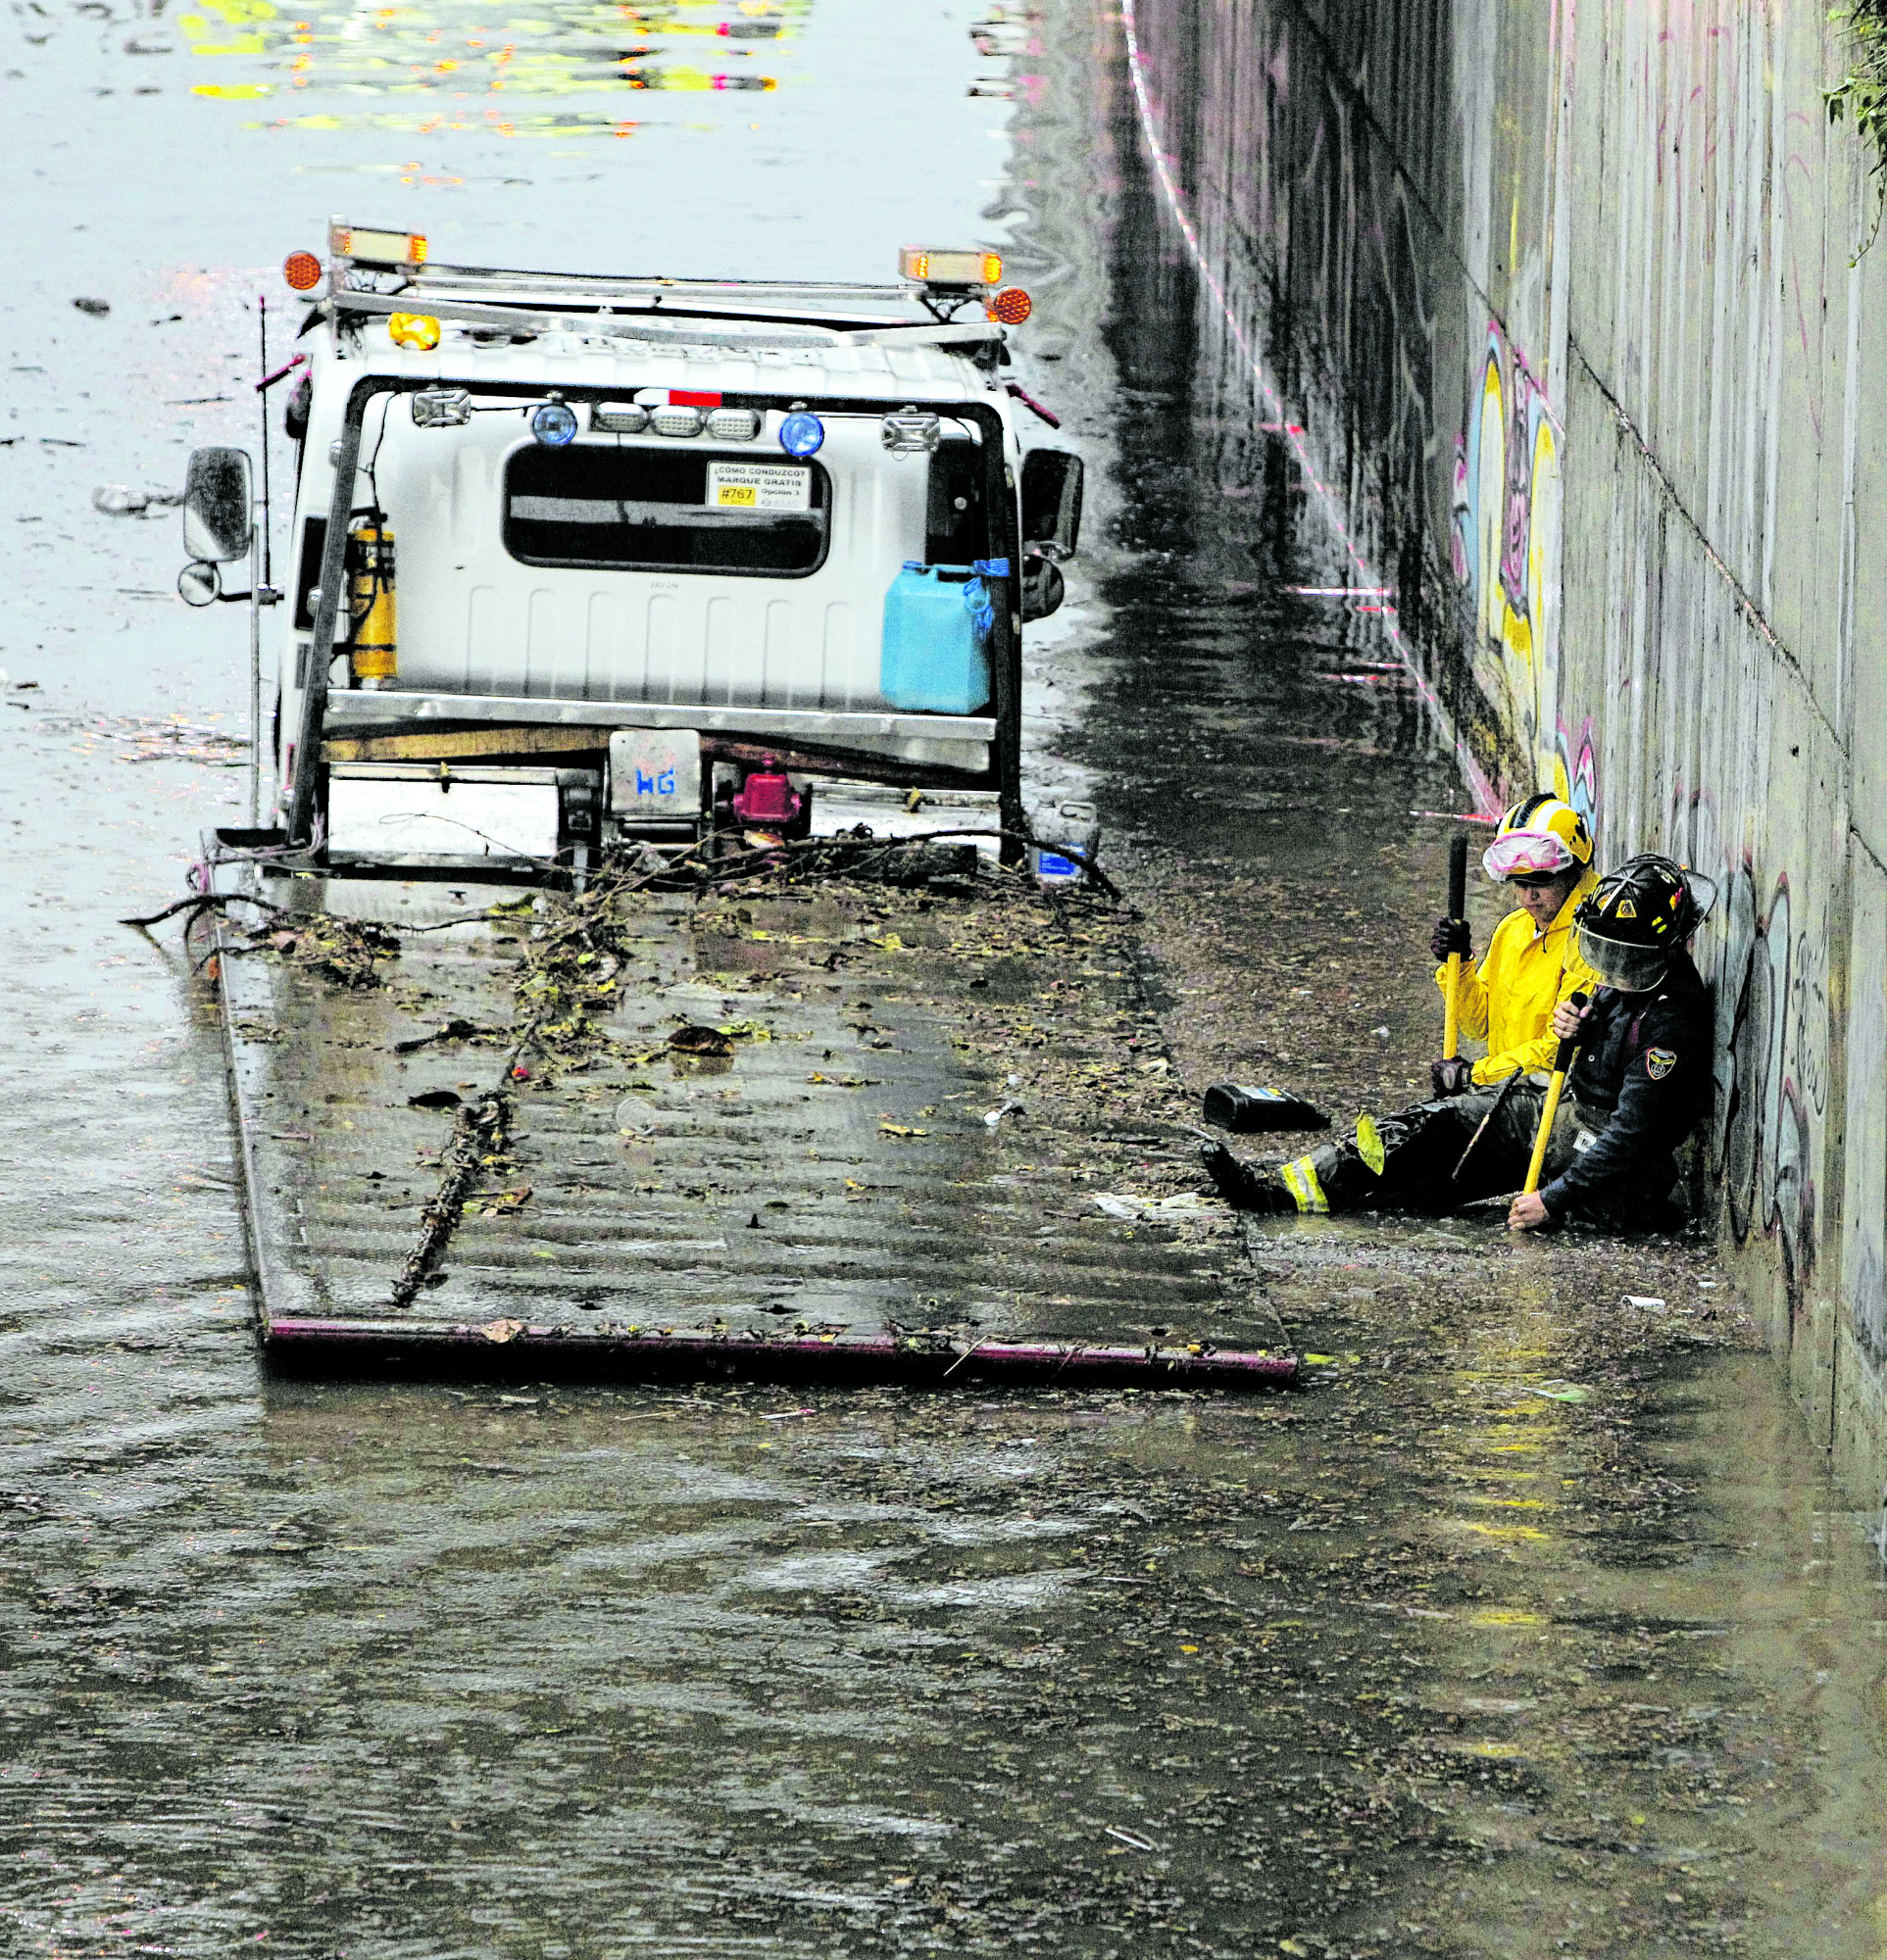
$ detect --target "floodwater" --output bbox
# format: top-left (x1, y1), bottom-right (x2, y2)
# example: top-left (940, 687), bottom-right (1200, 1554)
top-left (5, 0), bottom-right (1887, 1955)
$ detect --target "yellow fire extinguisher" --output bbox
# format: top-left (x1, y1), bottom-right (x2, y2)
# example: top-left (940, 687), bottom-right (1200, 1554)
top-left (346, 515), bottom-right (397, 688)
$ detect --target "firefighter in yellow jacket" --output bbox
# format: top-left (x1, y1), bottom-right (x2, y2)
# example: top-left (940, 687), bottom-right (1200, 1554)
top-left (1205, 795), bottom-right (1603, 1214)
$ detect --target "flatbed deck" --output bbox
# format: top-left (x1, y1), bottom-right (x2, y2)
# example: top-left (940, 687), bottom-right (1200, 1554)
top-left (200, 861), bottom-right (1297, 1386)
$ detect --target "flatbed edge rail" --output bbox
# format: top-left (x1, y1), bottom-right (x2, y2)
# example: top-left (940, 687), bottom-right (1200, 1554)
top-left (262, 1319), bottom-right (1303, 1390)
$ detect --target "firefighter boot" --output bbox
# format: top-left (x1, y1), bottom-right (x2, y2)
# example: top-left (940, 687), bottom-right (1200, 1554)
top-left (1198, 1142), bottom-right (1298, 1213)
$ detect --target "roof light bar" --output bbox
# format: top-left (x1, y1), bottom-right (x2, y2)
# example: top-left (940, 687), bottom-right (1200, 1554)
top-left (592, 402), bottom-right (649, 434)
top-left (899, 246), bottom-right (1002, 288)
top-left (331, 220), bottom-right (428, 269)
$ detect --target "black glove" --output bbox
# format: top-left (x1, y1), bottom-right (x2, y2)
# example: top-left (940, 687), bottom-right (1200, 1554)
top-left (1430, 1056), bottom-right (1473, 1098)
top-left (1431, 914), bottom-right (1471, 961)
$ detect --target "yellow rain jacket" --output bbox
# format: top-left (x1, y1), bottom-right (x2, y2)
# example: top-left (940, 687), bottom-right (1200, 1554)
top-left (1434, 867), bottom-right (1602, 1084)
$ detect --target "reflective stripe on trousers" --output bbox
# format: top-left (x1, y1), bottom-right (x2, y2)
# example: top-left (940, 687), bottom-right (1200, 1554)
top-left (1280, 1155), bottom-right (1329, 1214)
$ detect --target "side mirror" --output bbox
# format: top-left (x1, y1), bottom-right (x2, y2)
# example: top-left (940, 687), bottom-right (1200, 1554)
top-left (1019, 448), bottom-right (1083, 563)
top-left (181, 446), bottom-right (253, 564)
top-left (177, 562), bottom-right (222, 607)
top-left (1020, 554), bottom-right (1066, 622)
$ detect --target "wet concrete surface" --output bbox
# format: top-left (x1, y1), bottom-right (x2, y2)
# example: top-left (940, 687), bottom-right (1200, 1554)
top-left (6, 0), bottom-right (1887, 1954)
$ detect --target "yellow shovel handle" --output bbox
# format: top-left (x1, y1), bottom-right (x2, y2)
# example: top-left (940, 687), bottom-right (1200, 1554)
top-left (1522, 1069), bottom-right (1568, 1194)
top-left (1442, 953), bottom-right (1462, 1059)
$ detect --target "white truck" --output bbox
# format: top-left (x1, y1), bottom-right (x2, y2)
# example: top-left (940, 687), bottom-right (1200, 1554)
top-left (177, 219), bottom-right (1084, 876)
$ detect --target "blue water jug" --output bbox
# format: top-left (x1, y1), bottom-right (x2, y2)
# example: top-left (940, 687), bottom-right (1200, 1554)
top-left (879, 560), bottom-right (1002, 713)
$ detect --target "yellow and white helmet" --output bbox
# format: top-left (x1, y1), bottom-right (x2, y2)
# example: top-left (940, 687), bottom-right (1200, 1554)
top-left (1481, 793), bottom-right (1595, 881)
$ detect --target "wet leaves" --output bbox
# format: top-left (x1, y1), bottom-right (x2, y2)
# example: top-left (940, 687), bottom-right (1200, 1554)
top-left (248, 912), bottom-right (401, 989)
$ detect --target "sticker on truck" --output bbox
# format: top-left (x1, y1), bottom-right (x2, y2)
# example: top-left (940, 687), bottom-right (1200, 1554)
top-left (706, 461), bottom-right (811, 512)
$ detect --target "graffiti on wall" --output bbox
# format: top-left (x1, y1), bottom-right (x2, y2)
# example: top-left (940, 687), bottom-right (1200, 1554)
top-left (1666, 793), bottom-right (1828, 1305)
top-left (1451, 327), bottom-right (1563, 794)
top-left (1716, 870), bottom-right (1823, 1302)
top-left (1555, 713), bottom-right (1599, 831)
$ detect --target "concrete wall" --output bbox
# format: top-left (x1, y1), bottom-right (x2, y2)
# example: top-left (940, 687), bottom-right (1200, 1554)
top-left (1121, 0), bottom-right (1887, 1496)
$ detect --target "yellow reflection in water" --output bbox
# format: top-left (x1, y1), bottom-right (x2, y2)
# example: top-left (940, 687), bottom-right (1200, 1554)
top-left (186, 0), bottom-right (804, 133)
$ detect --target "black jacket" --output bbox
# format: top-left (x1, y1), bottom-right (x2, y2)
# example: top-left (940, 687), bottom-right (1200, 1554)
top-left (1539, 950), bottom-right (1710, 1222)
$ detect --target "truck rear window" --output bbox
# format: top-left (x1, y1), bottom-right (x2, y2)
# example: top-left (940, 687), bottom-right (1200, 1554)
top-left (504, 445), bottom-right (829, 577)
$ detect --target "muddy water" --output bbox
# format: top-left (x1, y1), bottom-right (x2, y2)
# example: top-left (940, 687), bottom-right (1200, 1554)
top-left (7, 1), bottom-right (1887, 1957)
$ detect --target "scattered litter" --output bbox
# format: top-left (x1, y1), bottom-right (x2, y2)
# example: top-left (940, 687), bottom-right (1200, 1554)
top-left (669, 1024), bottom-right (734, 1055)
top-left (74, 713), bottom-right (248, 766)
top-left (984, 1098), bottom-right (1025, 1127)
top-left (1093, 1192), bottom-right (1217, 1221)
top-left (92, 483), bottom-right (182, 517)
top-left (73, 296), bottom-right (111, 317)
top-left (759, 1408), bottom-right (816, 1421)
top-left (1623, 1295), bottom-right (1666, 1310)
top-left (407, 1089), bottom-right (462, 1111)
top-left (394, 1016), bottom-right (488, 1054)
top-left (1202, 1083), bottom-right (1329, 1132)
top-left (878, 1121), bottom-right (929, 1138)
top-left (478, 1318), bottom-right (524, 1345)
top-left (1105, 1826), bottom-right (1157, 1851)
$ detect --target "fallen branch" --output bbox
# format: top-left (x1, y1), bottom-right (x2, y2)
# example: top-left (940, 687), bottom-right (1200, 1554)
top-left (390, 1092), bottom-right (512, 1309)
top-left (121, 891), bottom-right (284, 930)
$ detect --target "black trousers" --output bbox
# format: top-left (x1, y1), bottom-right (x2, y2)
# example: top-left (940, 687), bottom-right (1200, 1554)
top-left (1278, 1084), bottom-right (1557, 1213)
top-left (1278, 1086), bottom-right (1680, 1228)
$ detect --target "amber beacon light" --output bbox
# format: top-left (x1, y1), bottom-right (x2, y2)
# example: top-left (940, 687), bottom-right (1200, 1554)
top-left (899, 247), bottom-right (1004, 287)
top-left (988, 287), bottom-right (1032, 325)
top-left (387, 313), bottom-right (441, 351)
top-left (282, 250), bottom-right (323, 292)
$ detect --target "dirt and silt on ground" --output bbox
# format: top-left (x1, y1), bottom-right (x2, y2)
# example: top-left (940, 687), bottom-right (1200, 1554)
top-left (145, 814), bottom-right (1845, 1958)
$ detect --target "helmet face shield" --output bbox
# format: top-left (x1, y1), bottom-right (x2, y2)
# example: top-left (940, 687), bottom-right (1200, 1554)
top-left (1576, 924), bottom-right (1669, 992)
top-left (1483, 829), bottom-right (1577, 881)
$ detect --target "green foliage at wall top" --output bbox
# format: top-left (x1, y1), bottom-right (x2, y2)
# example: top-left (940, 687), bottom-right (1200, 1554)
top-left (1828, 2), bottom-right (1887, 255)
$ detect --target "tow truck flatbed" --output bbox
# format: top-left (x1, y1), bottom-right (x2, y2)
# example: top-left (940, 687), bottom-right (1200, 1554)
top-left (199, 852), bottom-right (1297, 1388)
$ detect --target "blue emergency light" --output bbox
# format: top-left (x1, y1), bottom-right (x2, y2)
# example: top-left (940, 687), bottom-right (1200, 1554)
top-left (531, 402), bottom-right (578, 447)
top-left (777, 411), bottom-right (824, 458)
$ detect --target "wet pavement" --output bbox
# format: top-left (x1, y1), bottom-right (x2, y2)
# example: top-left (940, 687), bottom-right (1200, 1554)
top-left (8, 0), bottom-right (1887, 1953)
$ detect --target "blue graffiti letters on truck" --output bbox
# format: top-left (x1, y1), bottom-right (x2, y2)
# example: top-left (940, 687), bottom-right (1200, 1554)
top-left (635, 766), bottom-right (678, 799)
